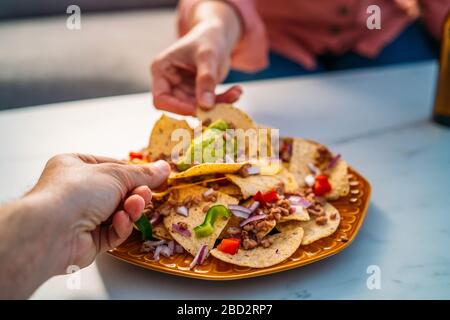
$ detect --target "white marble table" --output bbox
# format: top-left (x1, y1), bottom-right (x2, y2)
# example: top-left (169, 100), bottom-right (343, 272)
top-left (1, 61), bottom-right (449, 299)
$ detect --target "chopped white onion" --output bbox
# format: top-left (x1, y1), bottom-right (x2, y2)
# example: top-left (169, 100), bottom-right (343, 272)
top-left (230, 210), bottom-right (250, 219)
top-left (189, 244), bottom-right (209, 269)
top-left (288, 196), bottom-right (312, 208)
top-left (228, 205), bottom-right (251, 214)
top-left (176, 205), bottom-right (189, 217)
top-left (203, 188), bottom-right (214, 197)
top-left (305, 174), bottom-right (315, 187)
top-left (153, 245), bottom-right (163, 261)
top-left (239, 214), bottom-right (267, 227)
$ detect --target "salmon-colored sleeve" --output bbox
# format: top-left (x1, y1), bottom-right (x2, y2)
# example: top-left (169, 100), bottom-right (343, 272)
top-left (419, 0), bottom-right (450, 40)
top-left (177, 0), bottom-right (269, 72)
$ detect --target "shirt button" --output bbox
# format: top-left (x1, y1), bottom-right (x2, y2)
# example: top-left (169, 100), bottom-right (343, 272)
top-left (337, 5), bottom-right (349, 16)
top-left (329, 25), bottom-right (341, 35)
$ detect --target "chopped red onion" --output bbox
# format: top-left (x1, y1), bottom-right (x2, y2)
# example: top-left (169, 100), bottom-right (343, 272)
top-left (239, 214), bottom-right (267, 227)
top-left (175, 244), bottom-right (184, 254)
top-left (230, 210), bottom-right (250, 219)
top-left (153, 245), bottom-right (162, 261)
top-left (189, 244), bottom-right (209, 269)
top-left (150, 213), bottom-right (162, 226)
top-left (228, 205), bottom-right (251, 214)
top-left (172, 223), bottom-right (191, 237)
top-left (203, 188), bottom-right (214, 198)
top-left (305, 174), bottom-right (315, 187)
top-left (327, 154), bottom-right (341, 169)
top-left (247, 201), bottom-right (260, 213)
top-left (176, 205), bottom-right (189, 217)
top-left (288, 196), bottom-right (312, 208)
top-left (307, 163), bottom-right (320, 175)
top-left (246, 166), bottom-right (260, 175)
top-left (143, 240), bottom-right (165, 247)
top-left (168, 240), bottom-right (175, 256)
top-left (159, 245), bottom-right (172, 257)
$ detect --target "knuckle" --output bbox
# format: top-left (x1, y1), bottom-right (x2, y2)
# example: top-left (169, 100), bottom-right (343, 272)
top-left (196, 47), bottom-right (216, 61)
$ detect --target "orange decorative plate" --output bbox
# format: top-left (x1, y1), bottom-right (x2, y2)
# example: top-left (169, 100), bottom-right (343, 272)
top-left (108, 168), bottom-right (370, 280)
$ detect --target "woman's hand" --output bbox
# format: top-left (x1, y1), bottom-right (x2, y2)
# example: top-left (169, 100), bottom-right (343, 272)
top-left (151, 1), bottom-right (243, 115)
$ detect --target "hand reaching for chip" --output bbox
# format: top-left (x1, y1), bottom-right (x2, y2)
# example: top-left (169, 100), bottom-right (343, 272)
top-left (0, 154), bottom-right (170, 299)
top-left (151, 1), bottom-right (243, 115)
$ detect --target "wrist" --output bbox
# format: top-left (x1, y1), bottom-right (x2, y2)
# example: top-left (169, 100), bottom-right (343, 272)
top-left (192, 1), bottom-right (242, 52)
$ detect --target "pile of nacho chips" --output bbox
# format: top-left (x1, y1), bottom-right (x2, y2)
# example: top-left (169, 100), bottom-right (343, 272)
top-left (131, 104), bottom-right (350, 269)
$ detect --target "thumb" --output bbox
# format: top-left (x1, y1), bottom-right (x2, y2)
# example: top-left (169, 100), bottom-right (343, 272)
top-left (196, 50), bottom-right (218, 109)
top-left (110, 160), bottom-right (171, 192)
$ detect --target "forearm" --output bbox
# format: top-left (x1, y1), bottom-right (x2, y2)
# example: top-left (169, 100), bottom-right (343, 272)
top-left (0, 191), bottom-right (68, 299)
top-left (190, 1), bottom-right (242, 52)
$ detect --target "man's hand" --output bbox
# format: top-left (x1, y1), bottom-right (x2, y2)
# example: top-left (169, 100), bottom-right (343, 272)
top-left (30, 154), bottom-right (170, 269)
top-left (151, 1), bottom-right (243, 115)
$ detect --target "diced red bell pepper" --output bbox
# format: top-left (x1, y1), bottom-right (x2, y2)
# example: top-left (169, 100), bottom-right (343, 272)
top-left (129, 151), bottom-right (143, 160)
top-left (313, 175), bottom-right (332, 196)
top-left (253, 190), bottom-right (278, 204)
top-left (217, 238), bottom-right (240, 255)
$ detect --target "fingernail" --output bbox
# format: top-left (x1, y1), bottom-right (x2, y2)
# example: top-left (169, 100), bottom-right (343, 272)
top-left (201, 92), bottom-right (215, 108)
top-left (152, 160), bottom-right (170, 174)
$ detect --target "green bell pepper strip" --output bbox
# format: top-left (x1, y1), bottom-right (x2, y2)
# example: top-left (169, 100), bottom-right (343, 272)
top-left (194, 205), bottom-right (231, 238)
top-left (134, 214), bottom-right (153, 241)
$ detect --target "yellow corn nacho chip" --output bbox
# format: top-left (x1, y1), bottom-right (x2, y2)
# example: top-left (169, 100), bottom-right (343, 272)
top-left (287, 138), bottom-right (350, 200)
top-left (211, 225), bottom-right (304, 268)
top-left (169, 163), bottom-right (245, 180)
top-left (197, 103), bottom-right (256, 130)
top-left (163, 186), bottom-right (238, 256)
top-left (152, 223), bottom-right (173, 240)
top-left (225, 167), bottom-right (299, 199)
top-left (279, 206), bottom-right (310, 222)
top-left (148, 114), bottom-right (193, 159)
top-left (277, 203), bottom-right (340, 245)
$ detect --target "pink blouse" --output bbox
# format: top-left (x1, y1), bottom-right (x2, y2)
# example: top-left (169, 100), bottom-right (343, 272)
top-left (178, 0), bottom-right (450, 71)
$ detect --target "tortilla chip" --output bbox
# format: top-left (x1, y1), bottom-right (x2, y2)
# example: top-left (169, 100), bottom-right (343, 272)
top-left (197, 103), bottom-right (256, 130)
top-left (325, 159), bottom-right (350, 200)
top-left (216, 184), bottom-right (243, 198)
top-left (277, 203), bottom-right (340, 245)
top-left (163, 186), bottom-right (238, 256)
top-left (225, 167), bottom-right (299, 199)
top-left (279, 206), bottom-right (310, 222)
top-left (211, 225), bottom-right (304, 268)
top-left (287, 138), bottom-right (349, 200)
top-left (153, 177), bottom-right (229, 199)
top-left (148, 114), bottom-right (193, 159)
top-left (152, 223), bottom-right (173, 240)
top-left (169, 163), bottom-right (245, 180)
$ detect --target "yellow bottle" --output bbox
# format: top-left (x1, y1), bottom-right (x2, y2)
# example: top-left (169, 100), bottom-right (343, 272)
top-left (433, 11), bottom-right (450, 126)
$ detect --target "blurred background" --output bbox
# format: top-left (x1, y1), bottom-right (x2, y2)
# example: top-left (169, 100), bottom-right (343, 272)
top-left (0, 1), bottom-right (442, 111)
top-left (0, 0), bottom-right (177, 110)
